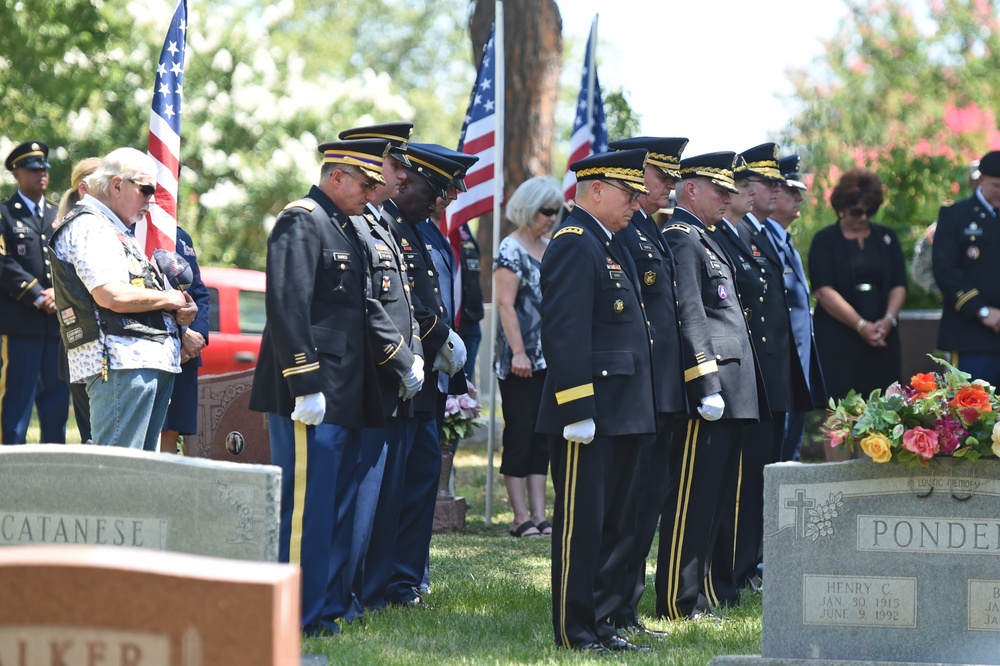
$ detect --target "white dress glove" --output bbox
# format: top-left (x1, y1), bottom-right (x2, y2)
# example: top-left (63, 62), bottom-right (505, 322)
top-left (697, 393), bottom-right (725, 421)
top-left (432, 329), bottom-right (468, 376)
top-left (399, 355), bottom-right (425, 400)
top-left (291, 392), bottom-right (326, 426)
top-left (563, 418), bottom-right (596, 445)
top-left (446, 330), bottom-right (467, 376)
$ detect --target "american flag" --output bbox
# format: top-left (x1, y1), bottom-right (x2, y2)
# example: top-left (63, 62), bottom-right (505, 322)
top-left (136, 0), bottom-right (187, 256)
top-left (562, 17), bottom-right (608, 201)
top-left (445, 22), bottom-right (501, 237)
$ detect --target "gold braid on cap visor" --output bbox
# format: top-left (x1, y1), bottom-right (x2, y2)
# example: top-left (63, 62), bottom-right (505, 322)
top-left (575, 166), bottom-right (645, 186)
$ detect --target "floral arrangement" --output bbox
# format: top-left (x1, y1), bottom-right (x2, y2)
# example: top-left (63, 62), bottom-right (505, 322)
top-left (824, 356), bottom-right (1000, 465)
top-left (441, 381), bottom-right (483, 448)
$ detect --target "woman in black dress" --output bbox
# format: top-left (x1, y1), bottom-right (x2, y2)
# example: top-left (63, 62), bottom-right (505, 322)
top-left (808, 169), bottom-right (907, 460)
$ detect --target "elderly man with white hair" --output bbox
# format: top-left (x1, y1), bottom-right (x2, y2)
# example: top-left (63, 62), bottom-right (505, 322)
top-left (48, 147), bottom-right (197, 451)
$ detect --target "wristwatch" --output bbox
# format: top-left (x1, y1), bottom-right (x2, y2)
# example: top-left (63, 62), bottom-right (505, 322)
top-left (979, 306), bottom-right (991, 319)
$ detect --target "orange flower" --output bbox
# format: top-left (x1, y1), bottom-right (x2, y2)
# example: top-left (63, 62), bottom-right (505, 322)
top-left (949, 386), bottom-right (992, 413)
top-left (910, 373), bottom-right (937, 393)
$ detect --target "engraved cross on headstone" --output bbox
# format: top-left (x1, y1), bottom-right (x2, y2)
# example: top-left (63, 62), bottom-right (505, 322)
top-left (785, 488), bottom-right (815, 539)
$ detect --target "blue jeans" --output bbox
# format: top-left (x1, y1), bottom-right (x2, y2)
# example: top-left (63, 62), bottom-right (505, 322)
top-left (86, 368), bottom-right (175, 451)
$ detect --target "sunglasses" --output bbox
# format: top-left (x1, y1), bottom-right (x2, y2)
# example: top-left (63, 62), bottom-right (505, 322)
top-left (604, 181), bottom-right (641, 203)
top-left (343, 170), bottom-right (380, 193)
top-left (128, 179), bottom-right (156, 196)
top-left (537, 207), bottom-right (560, 217)
top-left (846, 206), bottom-right (879, 218)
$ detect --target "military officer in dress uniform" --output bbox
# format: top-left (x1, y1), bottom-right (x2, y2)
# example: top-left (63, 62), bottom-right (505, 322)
top-left (332, 122), bottom-right (426, 620)
top-left (933, 150), bottom-right (1000, 386)
top-left (0, 141), bottom-right (69, 444)
top-left (369, 144), bottom-right (468, 609)
top-left (656, 151), bottom-right (766, 622)
top-left (537, 149), bottom-right (656, 654)
top-left (248, 138), bottom-right (399, 635)
top-left (604, 136), bottom-right (689, 637)
top-left (705, 143), bottom-right (809, 606)
top-left (766, 155), bottom-right (826, 462)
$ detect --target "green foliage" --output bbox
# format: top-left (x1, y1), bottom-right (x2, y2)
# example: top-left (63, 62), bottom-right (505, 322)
top-left (604, 88), bottom-right (641, 143)
top-left (783, 0), bottom-right (1000, 310)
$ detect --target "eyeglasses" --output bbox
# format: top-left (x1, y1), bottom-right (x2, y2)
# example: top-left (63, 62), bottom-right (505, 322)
top-left (603, 181), bottom-right (641, 203)
top-left (537, 207), bottom-right (560, 217)
top-left (128, 179), bottom-right (156, 197)
top-left (343, 170), bottom-right (380, 193)
top-left (747, 178), bottom-right (780, 188)
top-left (846, 206), bottom-right (879, 218)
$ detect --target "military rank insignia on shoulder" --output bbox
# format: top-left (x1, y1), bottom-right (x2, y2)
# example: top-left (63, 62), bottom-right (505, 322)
top-left (663, 223), bottom-right (690, 234)
top-left (282, 199), bottom-right (317, 212)
top-left (553, 226), bottom-right (584, 239)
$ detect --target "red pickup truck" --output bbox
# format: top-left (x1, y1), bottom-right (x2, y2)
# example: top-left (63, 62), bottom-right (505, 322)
top-left (199, 266), bottom-right (266, 377)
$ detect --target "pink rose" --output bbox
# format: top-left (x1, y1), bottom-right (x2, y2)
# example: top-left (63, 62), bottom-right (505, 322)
top-left (444, 396), bottom-right (461, 417)
top-left (829, 430), bottom-right (847, 448)
top-left (902, 426), bottom-right (940, 460)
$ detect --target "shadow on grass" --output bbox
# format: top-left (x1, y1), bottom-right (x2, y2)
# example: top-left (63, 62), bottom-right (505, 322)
top-left (302, 442), bottom-right (762, 665)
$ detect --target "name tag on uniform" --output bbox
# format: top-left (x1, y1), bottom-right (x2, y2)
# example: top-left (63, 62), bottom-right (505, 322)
top-left (608, 270), bottom-right (625, 280)
top-left (639, 242), bottom-right (656, 252)
top-left (334, 252), bottom-right (351, 262)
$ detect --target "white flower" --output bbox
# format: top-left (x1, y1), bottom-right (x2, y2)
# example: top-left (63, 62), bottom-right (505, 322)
top-left (991, 422), bottom-right (1000, 457)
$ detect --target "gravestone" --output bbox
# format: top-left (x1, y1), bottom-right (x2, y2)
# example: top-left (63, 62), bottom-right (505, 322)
top-left (0, 545), bottom-right (299, 665)
top-left (185, 368), bottom-right (271, 465)
top-left (712, 459), bottom-right (1000, 666)
top-left (0, 445), bottom-right (280, 561)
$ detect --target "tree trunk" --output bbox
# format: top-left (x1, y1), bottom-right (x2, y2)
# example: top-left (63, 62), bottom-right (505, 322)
top-left (469, 0), bottom-right (562, 300)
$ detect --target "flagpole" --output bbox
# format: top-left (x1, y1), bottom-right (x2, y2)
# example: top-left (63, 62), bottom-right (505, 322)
top-left (586, 15), bottom-right (598, 143)
top-left (485, 0), bottom-right (504, 525)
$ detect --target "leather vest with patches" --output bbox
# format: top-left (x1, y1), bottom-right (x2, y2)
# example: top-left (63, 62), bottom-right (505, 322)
top-left (49, 202), bottom-right (171, 350)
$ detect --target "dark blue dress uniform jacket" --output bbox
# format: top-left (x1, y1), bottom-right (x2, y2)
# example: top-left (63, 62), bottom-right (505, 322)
top-left (619, 210), bottom-right (687, 416)
top-left (381, 199), bottom-right (452, 415)
top-left (0, 193), bottom-right (59, 337)
top-left (176, 227), bottom-right (210, 369)
top-left (353, 203), bottom-right (422, 418)
top-left (249, 185), bottom-right (383, 429)
top-left (933, 194), bottom-right (1000, 353)
top-left (535, 206), bottom-right (656, 437)
top-left (709, 217), bottom-right (809, 413)
top-left (661, 208), bottom-right (766, 420)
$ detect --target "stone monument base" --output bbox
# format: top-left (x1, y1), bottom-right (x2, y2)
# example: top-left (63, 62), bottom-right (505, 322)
top-left (714, 658), bottom-right (993, 666)
top-left (432, 495), bottom-right (467, 534)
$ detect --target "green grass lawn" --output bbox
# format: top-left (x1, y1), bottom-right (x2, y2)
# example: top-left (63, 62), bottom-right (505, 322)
top-left (304, 440), bottom-right (763, 665)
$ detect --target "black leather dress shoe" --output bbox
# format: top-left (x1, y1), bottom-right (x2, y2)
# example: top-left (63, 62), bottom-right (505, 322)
top-left (392, 595), bottom-right (429, 609)
top-left (688, 609), bottom-right (729, 622)
top-left (575, 641), bottom-right (611, 654)
top-left (632, 622), bottom-right (668, 638)
top-left (603, 635), bottom-right (651, 652)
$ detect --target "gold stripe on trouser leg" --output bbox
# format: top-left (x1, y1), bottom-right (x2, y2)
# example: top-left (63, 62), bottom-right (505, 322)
top-left (704, 447), bottom-right (740, 608)
top-left (0, 335), bottom-right (7, 444)
top-left (559, 440), bottom-right (580, 647)
top-left (289, 420), bottom-right (309, 566)
top-left (732, 450), bottom-right (743, 568)
top-left (667, 419), bottom-right (699, 620)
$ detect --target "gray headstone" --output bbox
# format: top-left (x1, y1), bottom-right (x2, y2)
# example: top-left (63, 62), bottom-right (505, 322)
top-left (0, 445), bottom-right (280, 561)
top-left (759, 459), bottom-right (1000, 665)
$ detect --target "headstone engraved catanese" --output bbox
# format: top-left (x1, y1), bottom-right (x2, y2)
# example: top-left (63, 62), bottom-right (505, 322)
top-left (0, 545), bottom-right (300, 666)
top-left (713, 459), bottom-right (1000, 666)
top-left (0, 445), bottom-right (280, 561)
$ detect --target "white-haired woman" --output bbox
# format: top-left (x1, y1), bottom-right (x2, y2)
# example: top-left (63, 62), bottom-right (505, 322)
top-left (494, 175), bottom-right (562, 537)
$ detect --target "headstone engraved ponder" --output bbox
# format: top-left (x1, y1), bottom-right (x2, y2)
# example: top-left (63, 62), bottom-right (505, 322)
top-left (712, 459), bottom-right (1000, 666)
